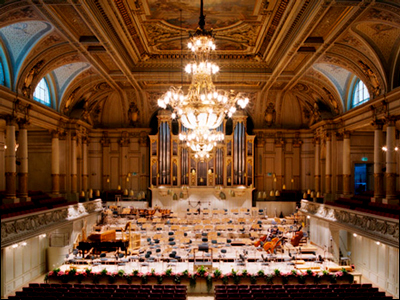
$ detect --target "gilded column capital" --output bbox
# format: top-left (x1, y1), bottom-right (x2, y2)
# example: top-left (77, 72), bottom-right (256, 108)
top-left (292, 132), bottom-right (302, 147)
top-left (51, 130), bottom-right (60, 139)
top-left (335, 131), bottom-right (343, 141)
top-left (100, 131), bottom-right (110, 147)
top-left (5, 114), bottom-right (17, 126)
top-left (119, 131), bottom-right (130, 147)
top-left (82, 136), bottom-right (90, 145)
top-left (385, 115), bottom-right (399, 127)
top-left (17, 118), bottom-right (29, 129)
top-left (139, 131), bottom-right (148, 147)
top-left (371, 119), bottom-right (384, 130)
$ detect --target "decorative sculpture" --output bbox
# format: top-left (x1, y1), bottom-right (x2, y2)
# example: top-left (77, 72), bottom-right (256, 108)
top-left (22, 60), bottom-right (45, 98)
top-left (264, 102), bottom-right (276, 127)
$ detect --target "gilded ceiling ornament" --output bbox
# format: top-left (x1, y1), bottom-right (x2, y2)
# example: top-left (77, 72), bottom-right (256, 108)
top-left (308, 102), bottom-right (321, 126)
top-left (81, 100), bottom-right (93, 125)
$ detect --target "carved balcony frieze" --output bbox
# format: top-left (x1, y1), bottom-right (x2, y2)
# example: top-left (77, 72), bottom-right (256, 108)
top-left (300, 200), bottom-right (399, 248)
top-left (1, 199), bottom-right (103, 248)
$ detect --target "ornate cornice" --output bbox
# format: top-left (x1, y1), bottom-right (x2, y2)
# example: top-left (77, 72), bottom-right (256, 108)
top-left (300, 200), bottom-right (399, 248)
top-left (1, 200), bottom-right (103, 248)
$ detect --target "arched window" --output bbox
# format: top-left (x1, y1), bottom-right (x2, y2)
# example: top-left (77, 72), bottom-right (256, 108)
top-left (0, 61), bottom-right (5, 86)
top-left (352, 79), bottom-right (369, 108)
top-left (33, 77), bottom-right (51, 106)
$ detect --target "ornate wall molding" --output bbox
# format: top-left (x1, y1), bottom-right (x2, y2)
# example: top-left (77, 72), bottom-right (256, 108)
top-left (300, 200), bottom-right (399, 248)
top-left (1, 199), bottom-right (102, 248)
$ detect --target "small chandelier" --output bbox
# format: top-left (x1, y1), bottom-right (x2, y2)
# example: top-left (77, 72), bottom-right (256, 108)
top-left (157, 0), bottom-right (249, 155)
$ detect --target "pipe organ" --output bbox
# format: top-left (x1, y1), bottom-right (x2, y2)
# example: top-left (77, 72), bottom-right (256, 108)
top-left (149, 110), bottom-right (255, 191)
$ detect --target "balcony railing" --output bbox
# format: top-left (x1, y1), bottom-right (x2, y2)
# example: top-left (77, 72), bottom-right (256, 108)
top-left (300, 200), bottom-right (399, 248)
top-left (1, 199), bottom-right (103, 248)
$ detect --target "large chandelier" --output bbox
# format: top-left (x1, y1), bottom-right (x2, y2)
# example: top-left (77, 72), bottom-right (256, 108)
top-left (157, 0), bottom-right (249, 154)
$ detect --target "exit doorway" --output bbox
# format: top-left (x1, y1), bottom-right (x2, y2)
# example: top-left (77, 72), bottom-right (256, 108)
top-left (354, 163), bottom-right (373, 194)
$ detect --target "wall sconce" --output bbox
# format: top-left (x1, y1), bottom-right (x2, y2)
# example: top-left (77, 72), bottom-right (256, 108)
top-left (106, 177), bottom-right (110, 183)
top-left (282, 184), bottom-right (286, 190)
top-left (227, 177), bottom-right (231, 183)
top-left (117, 185), bottom-right (121, 190)
top-left (21, 242), bottom-right (27, 247)
top-left (126, 177), bottom-right (129, 182)
top-left (191, 169), bottom-right (196, 175)
top-left (382, 146), bottom-right (398, 151)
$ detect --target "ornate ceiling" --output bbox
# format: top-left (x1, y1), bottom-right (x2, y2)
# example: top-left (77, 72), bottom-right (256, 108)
top-left (0, 0), bottom-right (399, 129)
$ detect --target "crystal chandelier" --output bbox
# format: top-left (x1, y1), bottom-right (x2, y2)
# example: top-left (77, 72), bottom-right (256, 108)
top-left (179, 127), bottom-right (224, 159)
top-left (157, 0), bottom-right (249, 154)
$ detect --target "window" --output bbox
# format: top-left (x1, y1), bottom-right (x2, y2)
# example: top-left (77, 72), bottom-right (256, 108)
top-left (0, 61), bottom-right (4, 86)
top-left (33, 77), bottom-right (50, 106)
top-left (352, 79), bottom-right (369, 107)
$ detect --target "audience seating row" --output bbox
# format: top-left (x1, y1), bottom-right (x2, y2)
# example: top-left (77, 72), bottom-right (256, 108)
top-left (326, 197), bottom-right (399, 220)
top-left (8, 283), bottom-right (187, 300)
top-left (214, 284), bottom-right (392, 300)
top-left (1, 191), bottom-right (76, 219)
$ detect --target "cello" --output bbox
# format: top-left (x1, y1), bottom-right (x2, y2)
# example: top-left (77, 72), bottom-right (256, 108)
top-left (290, 224), bottom-right (304, 247)
top-left (263, 236), bottom-right (285, 254)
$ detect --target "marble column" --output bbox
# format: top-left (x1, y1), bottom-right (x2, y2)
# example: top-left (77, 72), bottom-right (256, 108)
top-left (71, 134), bottom-right (77, 193)
top-left (119, 132), bottom-right (129, 190)
top-left (51, 130), bottom-right (60, 195)
top-left (17, 120), bottom-right (29, 200)
top-left (82, 137), bottom-right (88, 192)
top-left (343, 131), bottom-right (352, 196)
top-left (5, 116), bottom-right (17, 202)
top-left (314, 137), bottom-right (321, 195)
top-left (101, 133), bottom-right (110, 190)
top-left (325, 134), bottom-right (332, 194)
top-left (275, 137), bottom-right (284, 192)
top-left (372, 121), bottom-right (384, 202)
top-left (292, 133), bottom-right (302, 190)
top-left (384, 118), bottom-right (398, 204)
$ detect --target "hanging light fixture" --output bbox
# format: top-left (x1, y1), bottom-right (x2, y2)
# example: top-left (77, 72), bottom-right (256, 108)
top-left (157, 0), bottom-right (249, 155)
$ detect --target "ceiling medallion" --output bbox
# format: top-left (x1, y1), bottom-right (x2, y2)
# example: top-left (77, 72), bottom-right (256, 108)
top-left (157, 0), bottom-right (249, 159)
